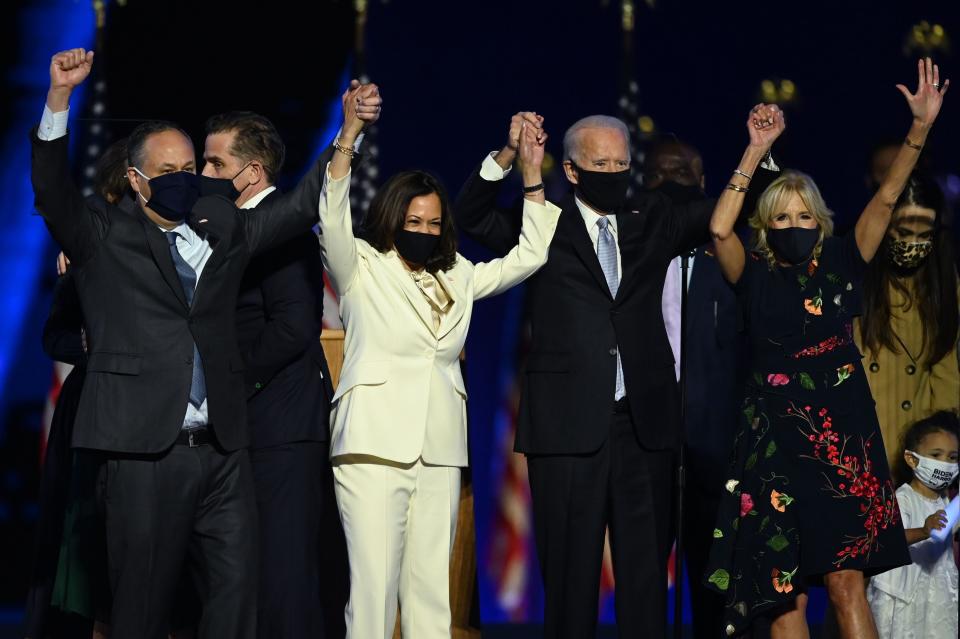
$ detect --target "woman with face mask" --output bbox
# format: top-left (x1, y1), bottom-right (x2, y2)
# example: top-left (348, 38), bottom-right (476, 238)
top-left (866, 410), bottom-right (959, 639)
top-left (317, 84), bottom-right (560, 638)
top-left (703, 58), bottom-right (949, 639)
top-left (854, 173), bottom-right (960, 472)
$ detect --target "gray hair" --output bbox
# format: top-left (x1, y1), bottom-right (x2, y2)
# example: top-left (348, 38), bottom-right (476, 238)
top-left (562, 115), bottom-right (630, 163)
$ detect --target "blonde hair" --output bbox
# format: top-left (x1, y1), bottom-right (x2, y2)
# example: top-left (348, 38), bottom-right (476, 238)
top-left (749, 170), bottom-right (835, 266)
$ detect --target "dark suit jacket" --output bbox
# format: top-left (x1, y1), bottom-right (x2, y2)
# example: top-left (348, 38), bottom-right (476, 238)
top-left (31, 130), bottom-right (331, 454)
top-left (235, 190), bottom-right (333, 449)
top-left (455, 169), bottom-right (713, 453)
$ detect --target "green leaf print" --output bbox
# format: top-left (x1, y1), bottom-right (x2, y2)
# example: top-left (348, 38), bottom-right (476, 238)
top-left (732, 518), bottom-right (740, 531)
top-left (765, 440), bottom-right (777, 458)
top-left (797, 274), bottom-right (809, 289)
top-left (743, 404), bottom-right (756, 424)
top-left (826, 273), bottom-right (841, 285)
top-left (798, 372), bottom-right (815, 391)
top-left (713, 528), bottom-right (724, 539)
top-left (759, 515), bottom-right (770, 532)
top-left (766, 535), bottom-right (790, 552)
top-left (708, 569), bottom-right (731, 591)
top-left (745, 452), bottom-right (758, 470)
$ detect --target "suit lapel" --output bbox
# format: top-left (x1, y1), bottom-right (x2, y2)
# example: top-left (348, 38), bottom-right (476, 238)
top-left (141, 216), bottom-right (189, 309)
top-left (614, 212), bottom-right (643, 301)
top-left (380, 251), bottom-right (437, 334)
top-left (435, 269), bottom-right (466, 340)
top-left (559, 200), bottom-right (612, 299)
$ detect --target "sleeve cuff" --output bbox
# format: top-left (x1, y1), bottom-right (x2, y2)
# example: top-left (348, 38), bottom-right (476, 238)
top-left (38, 105), bottom-right (69, 141)
top-left (479, 151), bottom-right (511, 182)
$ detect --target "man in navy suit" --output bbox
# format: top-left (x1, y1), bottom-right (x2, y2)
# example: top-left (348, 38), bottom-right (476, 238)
top-left (201, 99), bottom-right (377, 639)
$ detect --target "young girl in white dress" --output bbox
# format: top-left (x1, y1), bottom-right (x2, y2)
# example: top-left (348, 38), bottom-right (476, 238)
top-left (867, 410), bottom-right (959, 638)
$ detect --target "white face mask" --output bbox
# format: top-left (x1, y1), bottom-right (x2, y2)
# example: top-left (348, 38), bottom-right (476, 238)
top-left (907, 450), bottom-right (960, 491)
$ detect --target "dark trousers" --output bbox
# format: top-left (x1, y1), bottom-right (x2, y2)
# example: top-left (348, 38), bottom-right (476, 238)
top-left (527, 409), bottom-right (675, 638)
top-left (250, 441), bottom-right (345, 639)
top-left (99, 442), bottom-right (257, 639)
top-left (682, 479), bottom-right (727, 639)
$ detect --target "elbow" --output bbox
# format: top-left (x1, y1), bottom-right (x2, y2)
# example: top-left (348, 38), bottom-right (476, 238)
top-left (710, 223), bottom-right (733, 242)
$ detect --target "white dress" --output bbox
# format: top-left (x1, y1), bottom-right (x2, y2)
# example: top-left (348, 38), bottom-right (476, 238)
top-left (867, 483), bottom-right (959, 639)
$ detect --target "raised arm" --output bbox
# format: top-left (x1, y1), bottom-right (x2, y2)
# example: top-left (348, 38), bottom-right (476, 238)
top-left (453, 112), bottom-right (543, 257)
top-left (244, 81), bottom-right (382, 255)
top-left (32, 49), bottom-right (104, 264)
top-left (710, 104), bottom-right (786, 283)
top-left (473, 121), bottom-right (561, 299)
top-left (317, 83), bottom-right (373, 295)
top-left (855, 58), bottom-right (949, 262)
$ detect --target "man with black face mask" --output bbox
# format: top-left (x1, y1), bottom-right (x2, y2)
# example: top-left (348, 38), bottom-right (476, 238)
top-left (30, 48), bottom-right (372, 639)
top-left (200, 105), bottom-right (375, 639)
top-left (454, 109), bottom-right (780, 637)
top-left (644, 137), bottom-right (779, 639)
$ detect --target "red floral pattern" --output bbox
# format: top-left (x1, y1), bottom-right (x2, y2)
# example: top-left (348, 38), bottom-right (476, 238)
top-left (787, 403), bottom-right (901, 567)
top-left (791, 323), bottom-right (854, 359)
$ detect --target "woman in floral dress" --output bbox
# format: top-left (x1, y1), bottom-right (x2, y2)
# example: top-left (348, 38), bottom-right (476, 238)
top-left (704, 58), bottom-right (948, 638)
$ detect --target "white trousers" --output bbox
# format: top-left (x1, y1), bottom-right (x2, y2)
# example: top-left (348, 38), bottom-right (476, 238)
top-left (332, 455), bottom-right (461, 639)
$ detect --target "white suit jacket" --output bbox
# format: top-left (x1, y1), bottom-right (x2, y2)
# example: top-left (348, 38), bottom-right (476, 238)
top-left (318, 167), bottom-right (560, 466)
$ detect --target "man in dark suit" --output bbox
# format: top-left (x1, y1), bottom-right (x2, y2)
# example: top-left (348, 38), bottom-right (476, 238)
top-left (644, 138), bottom-right (775, 639)
top-left (454, 111), bottom-right (778, 637)
top-left (30, 48), bottom-right (379, 639)
top-left (200, 111), bottom-right (348, 638)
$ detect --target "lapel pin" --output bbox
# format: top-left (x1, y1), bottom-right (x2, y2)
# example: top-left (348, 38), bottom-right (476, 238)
top-left (198, 219), bottom-right (209, 224)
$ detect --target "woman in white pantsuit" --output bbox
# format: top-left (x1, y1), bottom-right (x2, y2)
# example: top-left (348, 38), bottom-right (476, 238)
top-left (319, 88), bottom-right (560, 638)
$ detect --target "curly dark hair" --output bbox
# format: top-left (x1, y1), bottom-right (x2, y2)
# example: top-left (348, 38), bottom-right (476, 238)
top-left (360, 170), bottom-right (457, 274)
top-left (892, 409), bottom-right (960, 487)
top-left (93, 137), bottom-right (130, 204)
top-left (860, 172), bottom-right (959, 369)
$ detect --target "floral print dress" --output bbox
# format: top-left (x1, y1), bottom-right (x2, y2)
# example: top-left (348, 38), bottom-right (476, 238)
top-left (704, 234), bottom-right (910, 636)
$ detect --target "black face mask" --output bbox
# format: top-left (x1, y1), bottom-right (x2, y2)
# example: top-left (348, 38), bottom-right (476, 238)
top-left (652, 180), bottom-right (705, 205)
top-left (394, 229), bottom-right (440, 266)
top-left (198, 175), bottom-right (241, 202)
top-left (134, 168), bottom-right (201, 222)
top-left (571, 163), bottom-right (631, 213)
top-left (767, 227), bottom-right (820, 265)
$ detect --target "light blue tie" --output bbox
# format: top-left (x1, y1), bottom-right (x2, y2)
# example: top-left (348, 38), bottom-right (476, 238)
top-left (166, 232), bottom-right (207, 410)
top-left (597, 217), bottom-right (625, 400)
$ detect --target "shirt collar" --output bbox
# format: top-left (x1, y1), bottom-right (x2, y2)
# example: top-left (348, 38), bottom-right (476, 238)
top-left (240, 185), bottom-right (277, 210)
top-left (575, 195), bottom-right (617, 235)
top-left (162, 221), bottom-right (200, 245)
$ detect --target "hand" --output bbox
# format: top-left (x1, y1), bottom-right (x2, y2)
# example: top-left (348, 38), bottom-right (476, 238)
top-left (508, 112), bottom-right (543, 150)
top-left (897, 57), bottom-right (949, 128)
top-left (922, 509), bottom-right (948, 538)
top-left (356, 82), bottom-right (382, 129)
top-left (747, 103), bottom-right (785, 150)
top-left (49, 48), bottom-right (93, 93)
top-left (56, 251), bottom-right (70, 276)
top-left (519, 121), bottom-right (547, 180)
top-left (339, 83), bottom-right (365, 142)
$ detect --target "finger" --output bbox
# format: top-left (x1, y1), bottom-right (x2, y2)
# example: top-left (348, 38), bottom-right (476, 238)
top-left (940, 78), bottom-right (950, 96)
top-left (349, 78), bottom-right (361, 90)
top-left (521, 112), bottom-right (542, 127)
top-left (895, 84), bottom-right (912, 101)
top-left (933, 63), bottom-right (940, 87)
top-left (926, 57), bottom-right (934, 87)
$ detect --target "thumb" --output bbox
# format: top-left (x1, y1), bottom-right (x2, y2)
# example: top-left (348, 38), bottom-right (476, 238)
top-left (895, 84), bottom-right (912, 101)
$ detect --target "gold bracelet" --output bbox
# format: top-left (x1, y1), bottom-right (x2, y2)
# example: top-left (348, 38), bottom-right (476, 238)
top-left (725, 183), bottom-right (749, 193)
top-left (733, 168), bottom-right (753, 180)
top-left (334, 138), bottom-right (356, 158)
top-left (904, 137), bottom-right (923, 151)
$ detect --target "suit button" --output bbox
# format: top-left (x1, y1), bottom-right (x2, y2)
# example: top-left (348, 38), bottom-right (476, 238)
top-left (608, 348), bottom-right (617, 356)
top-left (905, 364), bottom-right (916, 375)
top-left (901, 400), bottom-right (912, 411)
top-left (869, 362), bottom-right (879, 373)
